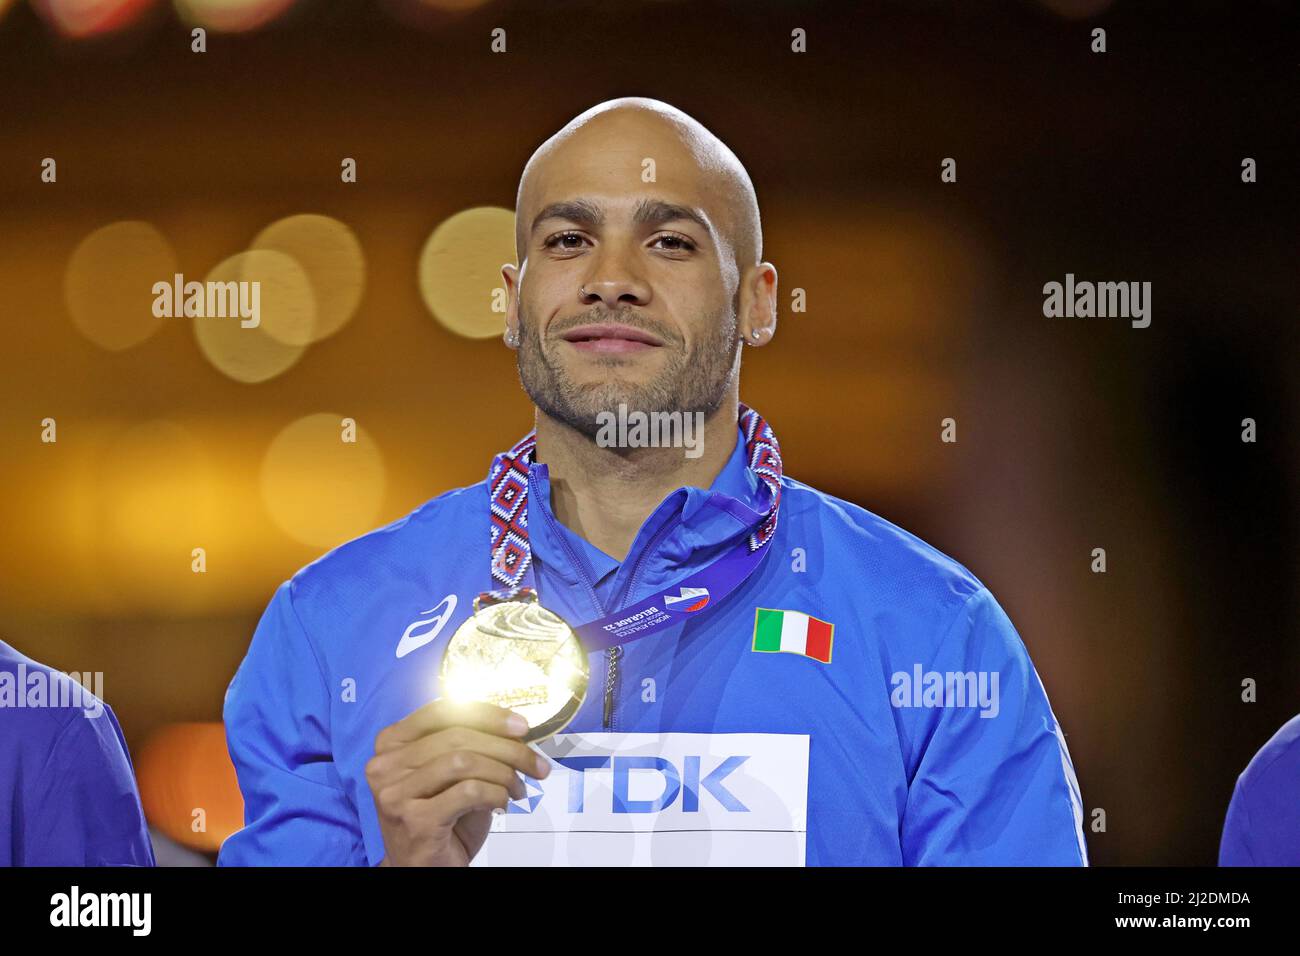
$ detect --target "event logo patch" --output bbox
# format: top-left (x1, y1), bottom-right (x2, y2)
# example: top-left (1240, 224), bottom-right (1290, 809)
top-left (664, 586), bottom-right (710, 612)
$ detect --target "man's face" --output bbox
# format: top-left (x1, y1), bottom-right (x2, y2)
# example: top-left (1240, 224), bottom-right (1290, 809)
top-left (511, 131), bottom-right (742, 440)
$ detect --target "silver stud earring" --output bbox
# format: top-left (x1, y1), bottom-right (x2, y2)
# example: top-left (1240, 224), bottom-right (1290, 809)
top-left (751, 329), bottom-right (762, 341)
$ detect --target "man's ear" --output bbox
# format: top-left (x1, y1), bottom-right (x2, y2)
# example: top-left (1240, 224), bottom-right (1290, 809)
top-left (502, 262), bottom-right (521, 348)
top-left (740, 261), bottom-right (778, 345)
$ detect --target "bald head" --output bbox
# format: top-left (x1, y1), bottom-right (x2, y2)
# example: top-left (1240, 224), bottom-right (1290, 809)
top-left (503, 98), bottom-right (779, 441)
top-left (514, 97), bottom-right (761, 275)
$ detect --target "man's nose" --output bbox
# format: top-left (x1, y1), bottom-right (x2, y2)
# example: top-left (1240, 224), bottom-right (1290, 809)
top-left (579, 248), bottom-right (652, 309)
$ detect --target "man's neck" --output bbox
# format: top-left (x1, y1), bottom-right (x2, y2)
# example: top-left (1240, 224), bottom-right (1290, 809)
top-left (532, 403), bottom-right (740, 562)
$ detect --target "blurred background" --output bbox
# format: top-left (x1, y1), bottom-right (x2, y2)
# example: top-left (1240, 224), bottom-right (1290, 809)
top-left (0, 0), bottom-right (1295, 865)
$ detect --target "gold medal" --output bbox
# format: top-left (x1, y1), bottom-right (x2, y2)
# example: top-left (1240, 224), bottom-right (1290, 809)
top-left (439, 592), bottom-right (589, 744)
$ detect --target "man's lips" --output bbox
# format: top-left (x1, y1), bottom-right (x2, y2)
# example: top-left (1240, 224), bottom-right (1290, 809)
top-left (560, 323), bottom-right (664, 354)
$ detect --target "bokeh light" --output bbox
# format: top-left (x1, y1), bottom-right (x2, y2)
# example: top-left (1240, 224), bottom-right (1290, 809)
top-left (136, 722), bottom-right (243, 853)
top-left (93, 420), bottom-right (222, 615)
top-left (193, 249), bottom-right (313, 381)
top-left (0, 416), bottom-right (353, 616)
top-left (251, 214), bottom-right (366, 344)
top-left (32, 0), bottom-right (156, 38)
top-left (172, 0), bottom-right (296, 33)
top-left (418, 206), bottom-right (515, 339)
top-left (260, 413), bottom-right (387, 548)
top-left (64, 220), bottom-right (177, 352)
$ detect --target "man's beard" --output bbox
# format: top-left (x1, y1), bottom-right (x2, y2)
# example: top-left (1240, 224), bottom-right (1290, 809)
top-left (514, 299), bottom-right (741, 441)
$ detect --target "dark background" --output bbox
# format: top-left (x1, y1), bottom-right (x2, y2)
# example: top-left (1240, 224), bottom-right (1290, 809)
top-left (0, 0), bottom-right (1296, 864)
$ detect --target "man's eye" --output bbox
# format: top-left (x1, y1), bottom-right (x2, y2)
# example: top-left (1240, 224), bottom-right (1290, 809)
top-left (654, 234), bottom-right (696, 253)
top-left (544, 232), bottom-right (586, 250)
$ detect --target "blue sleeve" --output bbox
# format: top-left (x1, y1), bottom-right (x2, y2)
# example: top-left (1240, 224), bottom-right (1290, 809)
top-left (1218, 736), bottom-right (1300, 866)
top-left (1218, 777), bottom-right (1258, 866)
top-left (218, 580), bottom-right (368, 866)
top-left (22, 705), bottom-right (156, 866)
top-left (900, 587), bottom-right (1089, 866)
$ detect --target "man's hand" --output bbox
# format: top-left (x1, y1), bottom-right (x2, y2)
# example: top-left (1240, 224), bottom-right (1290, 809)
top-left (366, 699), bottom-right (551, 867)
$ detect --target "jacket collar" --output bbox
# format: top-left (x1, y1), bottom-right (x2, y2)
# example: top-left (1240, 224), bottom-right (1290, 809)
top-left (525, 423), bottom-right (769, 613)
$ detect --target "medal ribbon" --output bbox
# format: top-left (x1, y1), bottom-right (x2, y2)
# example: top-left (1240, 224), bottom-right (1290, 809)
top-left (482, 402), bottom-right (783, 652)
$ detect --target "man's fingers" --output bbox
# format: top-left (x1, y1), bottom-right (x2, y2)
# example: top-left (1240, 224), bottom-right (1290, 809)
top-left (385, 726), bottom-right (548, 779)
top-left (393, 751), bottom-right (527, 804)
top-left (426, 779), bottom-right (513, 825)
top-left (375, 698), bottom-right (528, 752)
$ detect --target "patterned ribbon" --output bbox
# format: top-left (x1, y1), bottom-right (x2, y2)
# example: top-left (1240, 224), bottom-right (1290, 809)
top-left (482, 402), bottom-right (783, 606)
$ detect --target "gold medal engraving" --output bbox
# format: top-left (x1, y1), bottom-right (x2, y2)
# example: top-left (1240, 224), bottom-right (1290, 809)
top-left (439, 595), bottom-right (589, 743)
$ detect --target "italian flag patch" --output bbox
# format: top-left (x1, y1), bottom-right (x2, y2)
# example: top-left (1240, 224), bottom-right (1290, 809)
top-left (752, 608), bottom-right (834, 663)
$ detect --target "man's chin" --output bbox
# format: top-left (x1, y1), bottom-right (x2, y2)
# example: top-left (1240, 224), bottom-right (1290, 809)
top-left (560, 372), bottom-right (662, 405)
top-left (557, 355), bottom-right (664, 383)
top-left (568, 394), bottom-right (653, 422)
top-left (538, 390), bottom-right (671, 437)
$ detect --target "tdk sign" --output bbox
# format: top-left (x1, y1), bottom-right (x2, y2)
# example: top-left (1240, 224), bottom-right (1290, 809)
top-left (475, 733), bottom-right (811, 867)
top-left (511, 755), bottom-right (750, 814)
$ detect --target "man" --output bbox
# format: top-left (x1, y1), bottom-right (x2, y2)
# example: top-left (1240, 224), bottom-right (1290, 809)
top-left (1220, 714), bottom-right (1300, 866)
top-left (0, 639), bottom-right (155, 866)
top-left (220, 97), bottom-right (1087, 866)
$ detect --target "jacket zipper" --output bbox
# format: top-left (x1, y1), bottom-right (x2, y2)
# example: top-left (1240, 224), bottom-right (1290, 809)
top-left (602, 512), bottom-right (683, 730)
top-left (534, 482), bottom-right (613, 727)
top-left (536, 473), bottom-right (685, 733)
top-left (601, 645), bottom-right (623, 729)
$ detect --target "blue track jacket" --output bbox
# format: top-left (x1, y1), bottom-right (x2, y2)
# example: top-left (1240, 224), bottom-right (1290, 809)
top-left (220, 422), bottom-right (1088, 866)
top-left (1, 641), bottom-right (155, 866)
top-left (1220, 714), bottom-right (1300, 866)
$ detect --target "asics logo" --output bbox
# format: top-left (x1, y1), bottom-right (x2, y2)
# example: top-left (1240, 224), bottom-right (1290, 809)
top-left (395, 594), bottom-right (458, 659)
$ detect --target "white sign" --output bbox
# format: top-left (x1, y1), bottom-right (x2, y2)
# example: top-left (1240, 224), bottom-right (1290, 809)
top-left (471, 732), bottom-right (809, 867)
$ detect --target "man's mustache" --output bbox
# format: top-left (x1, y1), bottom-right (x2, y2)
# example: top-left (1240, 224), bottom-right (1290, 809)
top-left (548, 309), bottom-right (677, 345)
